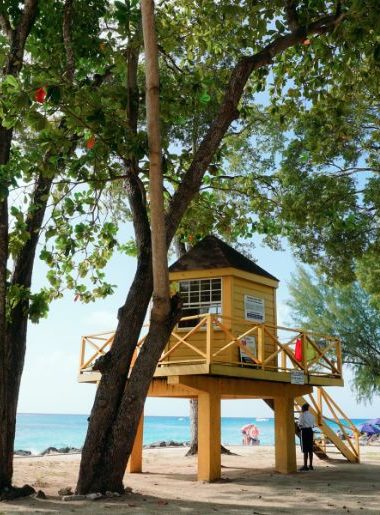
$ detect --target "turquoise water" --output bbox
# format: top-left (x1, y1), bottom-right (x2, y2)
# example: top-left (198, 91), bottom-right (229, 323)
top-left (15, 414), bottom-right (369, 454)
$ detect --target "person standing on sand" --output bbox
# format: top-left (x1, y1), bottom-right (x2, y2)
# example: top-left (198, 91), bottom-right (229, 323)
top-left (298, 403), bottom-right (315, 471)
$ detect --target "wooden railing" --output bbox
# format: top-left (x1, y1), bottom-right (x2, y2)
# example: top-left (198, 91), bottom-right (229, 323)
top-left (79, 314), bottom-right (342, 380)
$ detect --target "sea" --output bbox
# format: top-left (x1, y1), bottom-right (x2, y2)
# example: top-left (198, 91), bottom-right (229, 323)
top-left (14, 414), bottom-right (369, 455)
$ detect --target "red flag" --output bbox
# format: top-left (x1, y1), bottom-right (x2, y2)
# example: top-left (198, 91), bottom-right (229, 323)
top-left (295, 338), bottom-right (302, 361)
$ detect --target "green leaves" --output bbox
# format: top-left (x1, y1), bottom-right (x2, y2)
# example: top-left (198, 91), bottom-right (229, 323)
top-left (288, 267), bottom-right (380, 401)
top-left (6, 284), bottom-right (50, 324)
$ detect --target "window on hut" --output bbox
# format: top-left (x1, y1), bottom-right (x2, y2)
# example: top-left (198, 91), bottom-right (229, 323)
top-left (178, 278), bottom-right (222, 328)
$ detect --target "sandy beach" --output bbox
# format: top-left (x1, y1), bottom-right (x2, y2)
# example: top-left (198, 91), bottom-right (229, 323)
top-left (2, 446), bottom-right (379, 513)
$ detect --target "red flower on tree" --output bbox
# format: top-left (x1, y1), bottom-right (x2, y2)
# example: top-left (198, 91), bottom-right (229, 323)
top-left (34, 87), bottom-right (47, 103)
top-left (86, 135), bottom-right (96, 150)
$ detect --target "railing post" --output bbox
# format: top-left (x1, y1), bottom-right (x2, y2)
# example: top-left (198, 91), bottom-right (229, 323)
top-left (79, 337), bottom-right (86, 373)
top-left (336, 338), bottom-right (342, 376)
top-left (281, 348), bottom-right (286, 371)
top-left (257, 325), bottom-right (264, 367)
top-left (206, 314), bottom-right (212, 365)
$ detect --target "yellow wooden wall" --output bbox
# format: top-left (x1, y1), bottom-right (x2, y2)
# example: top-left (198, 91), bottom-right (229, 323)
top-left (162, 271), bottom-right (277, 367)
top-left (229, 276), bottom-right (277, 366)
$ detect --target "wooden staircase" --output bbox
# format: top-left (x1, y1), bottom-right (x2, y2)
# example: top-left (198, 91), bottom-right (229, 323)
top-left (295, 387), bottom-right (360, 463)
top-left (266, 387), bottom-right (360, 463)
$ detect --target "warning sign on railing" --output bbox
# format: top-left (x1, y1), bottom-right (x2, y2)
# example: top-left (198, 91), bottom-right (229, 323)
top-left (291, 370), bottom-right (305, 384)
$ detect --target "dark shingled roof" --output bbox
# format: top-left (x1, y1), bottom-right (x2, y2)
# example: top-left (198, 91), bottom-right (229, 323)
top-left (169, 236), bottom-right (278, 281)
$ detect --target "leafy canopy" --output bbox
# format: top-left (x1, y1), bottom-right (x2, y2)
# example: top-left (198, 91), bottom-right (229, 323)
top-left (287, 267), bottom-right (380, 401)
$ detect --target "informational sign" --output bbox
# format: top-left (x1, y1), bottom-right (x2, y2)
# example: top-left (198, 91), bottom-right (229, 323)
top-left (240, 336), bottom-right (257, 363)
top-left (291, 370), bottom-right (305, 385)
top-left (244, 295), bottom-right (265, 323)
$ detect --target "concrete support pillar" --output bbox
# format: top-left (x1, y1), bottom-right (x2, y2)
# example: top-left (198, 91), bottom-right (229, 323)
top-left (197, 391), bottom-right (221, 481)
top-left (274, 396), bottom-right (297, 473)
top-left (127, 412), bottom-right (144, 473)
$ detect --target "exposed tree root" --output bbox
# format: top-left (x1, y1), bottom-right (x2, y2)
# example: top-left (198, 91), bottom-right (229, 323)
top-left (0, 484), bottom-right (35, 501)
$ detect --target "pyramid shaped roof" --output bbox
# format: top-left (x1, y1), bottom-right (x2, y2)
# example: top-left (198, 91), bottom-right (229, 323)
top-left (169, 235), bottom-right (278, 282)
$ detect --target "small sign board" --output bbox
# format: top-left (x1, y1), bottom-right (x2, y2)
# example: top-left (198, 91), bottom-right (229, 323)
top-left (240, 336), bottom-right (257, 363)
top-left (291, 370), bottom-right (305, 385)
top-left (244, 295), bottom-right (265, 323)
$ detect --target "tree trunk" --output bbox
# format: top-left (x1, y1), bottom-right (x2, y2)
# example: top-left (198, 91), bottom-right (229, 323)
top-left (142, 0), bottom-right (170, 312)
top-left (77, 242), bottom-right (153, 493)
top-left (0, 1), bottom-right (40, 490)
top-left (81, 294), bottom-right (182, 493)
top-left (0, 170), bottom-right (53, 490)
top-left (77, 0), bottom-right (178, 492)
top-left (186, 399), bottom-right (199, 456)
top-left (0, 130), bottom-right (11, 487)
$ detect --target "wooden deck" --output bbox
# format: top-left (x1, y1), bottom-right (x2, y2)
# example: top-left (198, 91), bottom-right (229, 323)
top-left (78, 315), bottom-right (343, 387)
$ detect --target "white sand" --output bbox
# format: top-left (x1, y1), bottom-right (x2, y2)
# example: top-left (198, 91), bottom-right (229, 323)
top-left (1, 446), bottom-right (379, 513)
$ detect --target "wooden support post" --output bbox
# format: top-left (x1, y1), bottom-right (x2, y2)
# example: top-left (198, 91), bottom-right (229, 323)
top-left (127, 412), bottom-right (144, 473)
top-left (197, 391), bottom-right (221, 481)
top-left (274, 396), bottom-right (297, 473)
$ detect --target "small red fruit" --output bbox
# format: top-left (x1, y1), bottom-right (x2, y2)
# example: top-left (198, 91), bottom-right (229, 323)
top-left (34, 87), bottom-right (47, 103)
top-left (302, 39), bottom-right (311, 46)
top-left (86, 135), bottom-right (96, 149)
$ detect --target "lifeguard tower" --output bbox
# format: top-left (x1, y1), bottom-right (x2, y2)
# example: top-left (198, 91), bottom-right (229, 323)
top-left (78, 236), bottom-right (359, 480)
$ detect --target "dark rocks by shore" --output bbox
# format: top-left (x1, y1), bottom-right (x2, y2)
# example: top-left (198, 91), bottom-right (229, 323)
top-left (143, 440), bottom-right (189, 449)
top-left (14, 446), bottom-right (82, 457)
top-left (41, 446), bottom-right (82, 455)
top-left (15, 442), bottom-right (189, 456)
top-left (14, 450), bottom-right (32, 456)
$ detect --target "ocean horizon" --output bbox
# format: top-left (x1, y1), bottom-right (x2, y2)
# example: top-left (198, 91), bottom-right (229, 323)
top-left (15, 413), bottom-right (370, 455)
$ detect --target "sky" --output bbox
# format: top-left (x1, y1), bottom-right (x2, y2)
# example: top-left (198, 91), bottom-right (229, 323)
top-left (17, 230), bottom-right (380, 420)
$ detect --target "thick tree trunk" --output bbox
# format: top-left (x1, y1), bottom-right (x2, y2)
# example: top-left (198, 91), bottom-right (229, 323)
top-left (76, 25), bottom-right (155, 494)
top-left (0, 175), bottom-right (52, 489)
top-left (77, 1), bottom-right (177, 493)
top-left (81, 294), bottom-right (182, 493)
top-left (0, 130), bottom-right (11, 487)
top-left (77, 241), bottom-right (153, 493)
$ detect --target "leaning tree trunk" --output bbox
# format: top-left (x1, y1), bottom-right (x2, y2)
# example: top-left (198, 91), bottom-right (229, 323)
top-left (81, 294), bottom-right (182, 493)
top-left (77, 0), bottom-right (180, 493)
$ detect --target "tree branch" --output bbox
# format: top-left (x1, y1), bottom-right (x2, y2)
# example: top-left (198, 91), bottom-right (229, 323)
top-left (0, 13), bottom-right (14, 40)
top-left (63, 0), bottom-right (75, 82)
top-left (5, 0), bottom-right (39, 76)
top-left (284, 0), bottom-right (299, 32)
top-left (165, 9), bottom-right (347, 243)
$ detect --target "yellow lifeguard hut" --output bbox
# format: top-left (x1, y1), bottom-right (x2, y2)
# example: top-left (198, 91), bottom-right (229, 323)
top-left (78, 236), bottom-right (359, 481)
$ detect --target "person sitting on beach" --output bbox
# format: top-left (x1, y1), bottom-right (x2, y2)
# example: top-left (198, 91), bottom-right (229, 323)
top-left (297, 403), bottom-right (315, 471)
